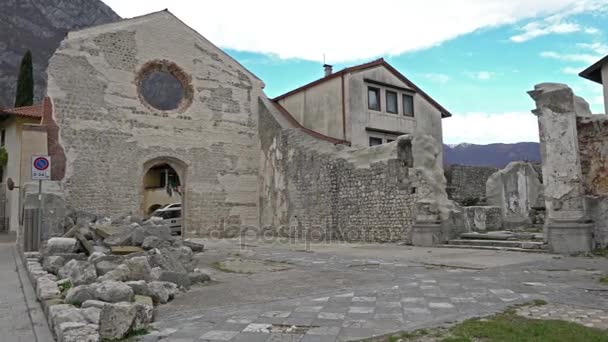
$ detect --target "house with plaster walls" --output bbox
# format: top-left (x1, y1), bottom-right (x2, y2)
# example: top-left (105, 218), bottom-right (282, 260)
top-left (0, 99), bottom-right (49, 233)
top-left (273, 59), bottom-right (451, 148)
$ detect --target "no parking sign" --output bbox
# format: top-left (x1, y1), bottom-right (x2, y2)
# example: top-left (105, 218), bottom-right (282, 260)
top-left (32, 155), bottom-right (51, 180)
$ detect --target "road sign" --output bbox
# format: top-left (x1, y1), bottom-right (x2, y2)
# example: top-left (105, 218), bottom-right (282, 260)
top-left (32, 155), bottom-right (51, 180)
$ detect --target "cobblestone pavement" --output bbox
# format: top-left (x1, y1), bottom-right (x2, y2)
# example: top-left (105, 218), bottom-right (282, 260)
top-left (0, 236), bottom-right (38, 342)
top-left (149, 240), bottom-right (608, 341)
top-left (517, 303), bottom-right (608, 330)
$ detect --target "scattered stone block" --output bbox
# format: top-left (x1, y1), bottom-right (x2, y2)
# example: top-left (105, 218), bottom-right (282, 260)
top-left (132, 225), bottom-right (172, 246)
top-left (49, 304), bottom-right (87, 328)
top-left (81, 300), bottom-right (108, 310)
top-left (37, 276), bottom-right (62, 300)
top-left (124, 256), bottom-right (153, 281)
top-left (94, 260), bottom-right (119, 276)
top-left (43, 256), bottom-right (66, 274)
top-left (56, 321), bottom-right (100, 342)
top-left (23, 251), bottom-right (41, 260)
top-left (58, 259), bottom-right (97, 286)
top-left (99, 302), bottom-right (137, 340)
top-left (134, 295), bottom-right (154, 307)
top-left (126, 280), bottom-right (150, 296)
top-left (104, 225), bottom-right (134, 247)
top-left (46, 238), bottom-right (79, 255)
top-left (111, 246), bottom-right (144, 255)
top-left (94, 281), bottom-right (134, 303)
top-left (147, 282), bottom-right (170, 304)
top-left (74, 231), bottom-right (94, 256)
top-left (159, 271), bottom-right (191, 288)
top-left (182, 239), bottom-right (205, 253)
top-left (81, 307), bottom-right (101, 325)
top-left (133, 301), bottom-right (154, 331)
top-left (65, 285), bottom-right (98, 306)
top-left (97, 264), bottom-right (130, 282)
top-left (188, 271), bottom-right (211, 284)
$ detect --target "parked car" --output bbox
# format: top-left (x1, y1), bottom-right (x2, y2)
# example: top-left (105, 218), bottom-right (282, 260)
top-left (150, 203), bottom-right (182, 235)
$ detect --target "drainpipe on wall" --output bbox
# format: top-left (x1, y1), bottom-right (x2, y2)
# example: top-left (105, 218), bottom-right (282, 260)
top-left (341, 74), bottom-right (347, 141)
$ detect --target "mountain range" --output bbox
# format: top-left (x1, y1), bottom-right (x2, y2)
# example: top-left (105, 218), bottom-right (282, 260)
top-left (0, 0), bottom-right (120, 108)
top-left (443, 142), bottom-right (541, 167)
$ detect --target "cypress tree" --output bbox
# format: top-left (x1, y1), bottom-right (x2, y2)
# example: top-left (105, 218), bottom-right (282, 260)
top-left (14, 49), bottom-right (34, 107)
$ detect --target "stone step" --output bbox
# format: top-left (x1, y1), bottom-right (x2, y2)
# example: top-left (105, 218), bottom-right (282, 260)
top-left (460, 232), bottom-right (542, 241)
top-left (438, 243), bottom-right (549, 253)
top-left (448, 239), bottom-right (546, 250)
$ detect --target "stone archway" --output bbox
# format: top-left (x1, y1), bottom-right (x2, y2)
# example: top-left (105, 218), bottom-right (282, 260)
top-left (142, 157), bottom-right (187, 235)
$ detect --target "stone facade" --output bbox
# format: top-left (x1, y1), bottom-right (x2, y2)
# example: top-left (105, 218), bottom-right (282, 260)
top-left (445, 165), bottom-right (498, 205)
top-left (259, 100), bottom-right (420, 242)
top-left (46, 11), bottom-right (264, 237)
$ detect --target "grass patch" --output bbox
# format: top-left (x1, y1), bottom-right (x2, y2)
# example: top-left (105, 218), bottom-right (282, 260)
top-left (384, 302), bottom-right (608, 342)
top-left (576, 247), bottom-right (608, 258)
top-left (600, 275), bottom-right (608, 285)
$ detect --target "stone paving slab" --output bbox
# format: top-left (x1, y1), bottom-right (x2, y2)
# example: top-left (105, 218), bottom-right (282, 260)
top-left (148, 240), bottom-right (608, 341)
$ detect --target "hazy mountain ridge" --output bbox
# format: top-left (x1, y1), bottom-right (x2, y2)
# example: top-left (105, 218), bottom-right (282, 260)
top-left (0, 0), bottom-right (120, 108)
top-left (444, 142), bottom-right (541, 168)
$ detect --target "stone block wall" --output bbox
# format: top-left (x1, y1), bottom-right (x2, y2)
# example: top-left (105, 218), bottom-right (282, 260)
top-left (259, 101), bottom-right (419, 242)
top-left (46, 12), bottom-right (264, 237)
top-left (445, 165), bottom-right (498, 204)
top-left (577, 115), bottom-right (608, 196)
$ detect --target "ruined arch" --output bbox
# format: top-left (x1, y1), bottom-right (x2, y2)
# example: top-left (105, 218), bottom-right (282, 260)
top-left (142, 156), bottom-right (188, 234)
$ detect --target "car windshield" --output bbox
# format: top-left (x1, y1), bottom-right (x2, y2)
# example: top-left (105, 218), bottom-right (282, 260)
top-left (151, 210), bottom-right (181, 219)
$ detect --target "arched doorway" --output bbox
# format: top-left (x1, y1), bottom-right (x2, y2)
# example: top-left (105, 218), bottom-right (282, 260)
top-left (142, 157), bottom-right (187, 235)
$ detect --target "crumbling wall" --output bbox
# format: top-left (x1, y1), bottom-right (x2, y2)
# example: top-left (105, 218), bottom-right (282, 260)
top-left (445, 165), bottom-right (498, 204)
top-left (259, 99), bottom-right (419, 242)
top-left (46, 12), bottom-right (264, 237)
top-left (577, 115), bottom-right (608, 196)
top-left (486, 161), bottom-right (543, 227)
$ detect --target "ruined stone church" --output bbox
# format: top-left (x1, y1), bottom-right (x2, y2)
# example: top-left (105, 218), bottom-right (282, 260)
top-left (34, 10), bottom-right (453, 241)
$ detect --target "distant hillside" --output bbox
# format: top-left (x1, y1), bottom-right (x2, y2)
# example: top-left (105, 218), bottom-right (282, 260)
top-left (444, 142), bottom-right (541, 168)
top-left (0, 0), bottom-right (120, 108)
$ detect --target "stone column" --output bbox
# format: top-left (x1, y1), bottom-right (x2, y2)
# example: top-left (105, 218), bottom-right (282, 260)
top-left (528, 83), bottom-right (593, 253)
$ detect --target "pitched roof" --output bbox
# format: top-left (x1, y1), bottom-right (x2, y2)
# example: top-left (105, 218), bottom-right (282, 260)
top-left (579, 54), bottom-right (608, 84)
top-left (273, 58), bottom-right (452, 118)
top-left (0, 103), bottom-right (43, 119)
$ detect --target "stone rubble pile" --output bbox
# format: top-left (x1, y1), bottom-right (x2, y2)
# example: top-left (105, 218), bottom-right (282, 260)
top-left (23, 213), bottom-right (208, 342)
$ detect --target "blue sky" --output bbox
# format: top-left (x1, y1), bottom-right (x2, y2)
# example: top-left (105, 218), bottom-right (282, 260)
top-left (104, 0), bottom-right (607, 144)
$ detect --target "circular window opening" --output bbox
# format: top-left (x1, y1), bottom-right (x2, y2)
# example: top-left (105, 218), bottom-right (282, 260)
top-left (137, 60), bottom-right (192, 111)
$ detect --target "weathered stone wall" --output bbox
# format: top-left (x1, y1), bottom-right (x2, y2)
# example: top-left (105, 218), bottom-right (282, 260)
top-left (46, 12), bottom-right (264, 237)
top-left (259, 100), bottom-right (419, 242)
top-left (445, 165), bottom-right (498, 204)
top-left (577, 115), bottom-right (608, 196)
top-left (486, 162), bottom-right (543, 228)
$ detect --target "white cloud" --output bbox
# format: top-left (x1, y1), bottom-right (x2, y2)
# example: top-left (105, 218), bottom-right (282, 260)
top-left (102, 0), bottom-right (607, 62)
top-left (561, 66), bottom-right (582, 74)
top-left (510, 21), bottom-right (581, 42)
top-left (443, 112), bottom-right (539, 144)
top-left (510, 1), bottom-right (605, 42)
top-left (466, 71), bottom-right (496, 80)
top-left (419, 73), bottom-right (451, 84)
top-left (540, 51), bottom-right (600, 63)
top-left (577, 42), bottom-right (608, 54)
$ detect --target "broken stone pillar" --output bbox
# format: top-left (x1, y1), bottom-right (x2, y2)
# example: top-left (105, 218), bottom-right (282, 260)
top-left (528, 83), bottom-right (593, 253)
top-left (486, 161), bottom-right (543, 229)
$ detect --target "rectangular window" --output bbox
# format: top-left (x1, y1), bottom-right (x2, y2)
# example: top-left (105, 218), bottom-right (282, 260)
top-left (369, 137), bottom-right (383, 146)
top-left (403, 94), bottom-right (414, 117)
top-left (0, 129), bottom-right (5, 146)
top-left (368, 87), bottom-right (381, 111)
top-left (386, 90), bottom-right (398, 114)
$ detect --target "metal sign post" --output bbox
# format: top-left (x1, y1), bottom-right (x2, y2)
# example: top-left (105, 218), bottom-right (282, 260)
top-left (32, 156), bottom-right (51, 244)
